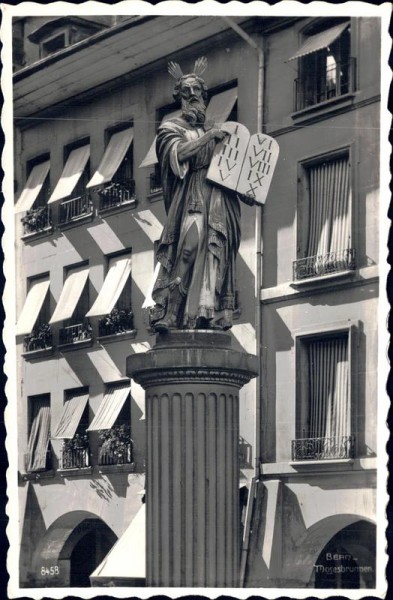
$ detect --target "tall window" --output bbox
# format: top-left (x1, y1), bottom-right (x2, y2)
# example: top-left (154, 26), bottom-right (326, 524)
top-left (294, 152), bottom-right (355, 280)
top-left (293, 332), bottom-right (354, 461)
top-left (26, 394), bottom-right (51, 473)
top-left (293, 21), bottom-right (354, 111)
top-left (17, 155), bottom-right (52, 236)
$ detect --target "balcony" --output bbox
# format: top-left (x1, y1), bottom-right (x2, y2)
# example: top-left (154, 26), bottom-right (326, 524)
top-left (98, 425), bottom-right (133, 467)
top-left (23, 323), bottom-right (52, 353)
top-left (98, 180), bottom-right (136, 211)
top-left (293, 248), bottom-right (356, 281)
top-left (60, 436), bottom-right (90, 470)
top-left (294, 58), bottom-right (356, 112)
top-left (98, 308), bottom-right (135, 338)
top-left (21, 206), bottom-right (52, 237)
top-left (59, 194), bottom-right (93, 225)
top-left (291, 435), bottom-right (355, 461)
top-left (59, 321), bottom-right (92, 346)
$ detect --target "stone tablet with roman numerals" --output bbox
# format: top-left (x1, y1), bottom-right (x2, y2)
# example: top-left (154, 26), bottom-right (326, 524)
top-left (236, 133), bottom-right (279, 205)
top-left (207, 122), bottom-right (250, 192)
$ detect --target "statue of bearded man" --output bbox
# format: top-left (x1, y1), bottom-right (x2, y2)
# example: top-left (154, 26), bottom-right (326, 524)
top-left (150, 60), bottom-right (251, 332)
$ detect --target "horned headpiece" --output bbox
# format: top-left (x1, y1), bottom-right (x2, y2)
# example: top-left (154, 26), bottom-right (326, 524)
top-left (168, 57), bottom-right (208, 81)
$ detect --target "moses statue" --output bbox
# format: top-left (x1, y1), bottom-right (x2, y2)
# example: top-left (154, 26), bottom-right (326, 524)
top-left (150, 57), bottom-right (254, 332)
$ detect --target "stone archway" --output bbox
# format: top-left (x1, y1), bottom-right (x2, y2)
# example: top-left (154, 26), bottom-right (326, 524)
top-left (284, 513), bottom-right (375, 587)
top-left (312, 520), bottom-right (376, 589)
top-left (32, 510), bottom-right (117, 587)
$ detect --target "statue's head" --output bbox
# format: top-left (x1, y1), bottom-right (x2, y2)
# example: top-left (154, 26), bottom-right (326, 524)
top-left (168, 58), bottom-right (208, 125)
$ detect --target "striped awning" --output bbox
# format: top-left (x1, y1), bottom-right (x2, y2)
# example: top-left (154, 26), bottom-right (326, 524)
top-left (26, 398), bottom-right (50, 472)
top-left (87, 127), bottom-right (134, 188)
top-left (16, 278), bottom-right (50, 336)
top-left (288, 23), bottom-right (349, 61)
top-left (48, 144), bottom-right (90, 204)
top-left (52, 391), bottom-right (89, 439)
top-left (14, 160), bottom-right (50, 213)
top-left (49, 266), bottom-right (89, 324)
top-left (87, 382), bottom-right (130, 431)
top-left (86, 254), bottom-right (131, 317)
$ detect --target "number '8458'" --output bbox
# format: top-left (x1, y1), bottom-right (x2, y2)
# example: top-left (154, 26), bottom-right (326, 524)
top-left (41, 566), bottom-right (59, 576)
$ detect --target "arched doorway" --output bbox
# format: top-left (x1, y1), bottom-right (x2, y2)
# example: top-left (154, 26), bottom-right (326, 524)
top-left (313, 520), bottom-right (376, 589)
top-left (33, 511), bottom-right (117, 587)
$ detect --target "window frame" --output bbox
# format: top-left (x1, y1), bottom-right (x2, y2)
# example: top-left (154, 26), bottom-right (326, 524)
top-left (62, 260), bottom-right (90, 327)
top-left (26, 393), bottom-right (51, 473)
top-left (105, 248), bottom-right (132, 312)
top-left (104, 121), bottom-right (135, 187)
top-left (63, 137), bottom-right (91, 199)
top-left (295, 143), bottom-right (356, 280)
top-left (294, 320), bottom-right (359, 458)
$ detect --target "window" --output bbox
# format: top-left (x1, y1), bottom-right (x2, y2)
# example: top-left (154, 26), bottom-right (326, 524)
top-left (25, 394), bottom-right (51, 473)
top-left (48, 141), bottom-right (92, 224)
top-left (41, 32), bottom-right (67, 57)
top-left (16, 156), bottom-right (52, 236)
top-left (86, 251), bottom-right (134, 336)
top-left (87, 126), bottom-right (135, 210)
top-left (49, 263), bottom-right (92, 345)
top-left (293, 331), bottom-right (354, 461)
top-left (87, 381), bottom-right (133, 466)
top-left (16, 275), bottom-right (52, 352)
top-left (291, 20), bottom-right (355, 112)
top-left (293, 151), bottom-right (355, 281)
top-left (53, 388), bottom-right (90, 470)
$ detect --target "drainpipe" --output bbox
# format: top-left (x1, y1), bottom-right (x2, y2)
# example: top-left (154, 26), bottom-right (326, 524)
top-left (222, 18), bottom-right (265, 588)
top-left (222, 17), bottom-right (264, 479)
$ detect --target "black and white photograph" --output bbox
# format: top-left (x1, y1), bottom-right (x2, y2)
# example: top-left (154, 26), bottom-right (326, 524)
top-left (1, 2), bottom-right (390, 597)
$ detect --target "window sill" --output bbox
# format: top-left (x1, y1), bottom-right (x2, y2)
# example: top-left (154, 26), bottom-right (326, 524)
top-left (19, 469), bottom-right (55, 482)
top-left (147, 189), bottom-right (163, 203)
top-left (98, 463), bottom-right (135, 474)
top-left (98, 198), bottom-right (138, 216)
top-left (289, 458), bottom-right (354, 471)
top-left (58, 211), bottom-right (94, 230)
top-left (21, 346), bottom-right (54, 360)
top-left (58, 466), bottom-right (93, 478)
top-left (58, 338), bottom-right (93, 351)
top-left (291, 92), bottom-right (357, 124)
top-left (290, 268), bottom-right (356, 289)
top-left (97, 329), bottom-right (137, 345)
top-left (21, 226), bottom-right (54, 242)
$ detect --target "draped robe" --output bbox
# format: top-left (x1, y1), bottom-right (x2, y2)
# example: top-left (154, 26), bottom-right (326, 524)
top-left (151, 116), bottom-right (241, 329)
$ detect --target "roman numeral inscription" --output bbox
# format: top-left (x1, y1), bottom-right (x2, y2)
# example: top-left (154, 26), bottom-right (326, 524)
top-left (207, 121), bottom-right (279, 205)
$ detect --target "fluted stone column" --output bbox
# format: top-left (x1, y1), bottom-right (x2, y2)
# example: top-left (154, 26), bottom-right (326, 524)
top-left (127, 330), bottom-right (258, 587)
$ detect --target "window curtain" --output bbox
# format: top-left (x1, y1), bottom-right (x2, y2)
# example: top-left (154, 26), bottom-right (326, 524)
top-left (306, 156), bottom-right (351, 272)
top-left (27, 398), bottom-right (50, 472)
top-left (307, 336), bottom-right (349, 440)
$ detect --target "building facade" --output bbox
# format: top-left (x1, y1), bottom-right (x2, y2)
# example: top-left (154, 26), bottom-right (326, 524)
top-left (11, 13), bottom-right (382, 590)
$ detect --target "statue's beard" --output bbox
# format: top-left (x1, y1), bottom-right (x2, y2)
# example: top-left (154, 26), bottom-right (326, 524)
top-left (181, 97), bottom-right (206, 125)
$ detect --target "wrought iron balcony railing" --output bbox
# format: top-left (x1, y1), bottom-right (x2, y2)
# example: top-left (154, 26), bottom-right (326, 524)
top-left (294, 58), bottom-right (356, 112)
top-left (293, 248), bottom-right (356, 281)
top-left (59, 321), bottom-right (92, 345)
top-left (98, 180), bottom-right (136, 210)
top-left (291, 435), bottom-right (355, 461)
top-left (23, 324), bottom-right (52, 352)
top-left (59, 194), bottom-right (93, 224)
top-left (60, 446), bottom-right (90, 470)
top-left (98, 441), bottom-right (133, 466)
top-left (149, 172), bottom-right (162, 194)
top-left (21, 206), bottom-right (52, 235)
top-left (98, 308), bottom-right (134, 337)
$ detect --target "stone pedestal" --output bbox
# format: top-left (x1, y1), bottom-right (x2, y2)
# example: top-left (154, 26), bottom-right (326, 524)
top-left (127, 330), bottom-right (258, 587)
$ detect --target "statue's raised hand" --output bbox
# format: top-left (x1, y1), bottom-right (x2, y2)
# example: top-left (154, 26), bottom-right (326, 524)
top-left (210, 128), bottom-right (228, 142)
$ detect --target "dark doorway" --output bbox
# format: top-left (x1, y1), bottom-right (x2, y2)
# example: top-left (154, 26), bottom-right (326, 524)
top-left (69, 522), bottom-right (116, 587)
top-left (313, 520), bottom-right (376, 589)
